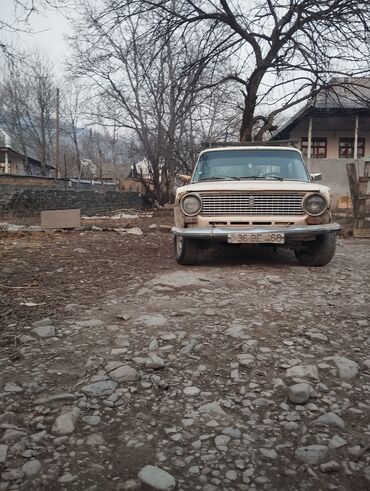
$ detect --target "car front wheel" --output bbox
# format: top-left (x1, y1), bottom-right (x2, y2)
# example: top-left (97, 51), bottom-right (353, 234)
top-left (294, 233), bottom-right (337, 267)
top-left (174, 235), bottom-right (199, 265)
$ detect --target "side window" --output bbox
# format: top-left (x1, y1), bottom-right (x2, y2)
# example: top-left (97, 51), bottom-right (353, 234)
top-left (339, 138), bottom-right (365, 158)
top-left (301, 137), bottom-right (327, 158)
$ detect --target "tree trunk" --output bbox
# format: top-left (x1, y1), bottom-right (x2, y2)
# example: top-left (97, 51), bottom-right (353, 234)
top-left (239, 76), bottom-right (261, 142)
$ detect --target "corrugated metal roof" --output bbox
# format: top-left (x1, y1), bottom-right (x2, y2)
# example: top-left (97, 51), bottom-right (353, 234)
top-left (314, 78), bottom-right (370, 109)
top-left (271, 78), bottom-right (370, 140)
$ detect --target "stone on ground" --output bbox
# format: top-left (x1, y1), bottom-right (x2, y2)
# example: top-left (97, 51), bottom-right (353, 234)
top-left (138, 465), bottom-right (176, 490)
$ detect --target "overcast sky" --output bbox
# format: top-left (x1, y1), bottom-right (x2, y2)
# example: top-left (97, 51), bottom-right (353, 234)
top-left (2, 0), bottom-right (72, 74)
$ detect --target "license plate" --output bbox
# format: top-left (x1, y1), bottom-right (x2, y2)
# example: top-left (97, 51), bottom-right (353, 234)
top-left (228, 232), bottom-right (285, 244)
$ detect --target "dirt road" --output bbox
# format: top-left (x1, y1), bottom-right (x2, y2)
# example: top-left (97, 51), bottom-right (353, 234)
top-left (0, 222), bottom-right (369, 490)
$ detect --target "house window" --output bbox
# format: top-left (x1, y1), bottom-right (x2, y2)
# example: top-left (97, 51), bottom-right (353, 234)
top-left (339, 138), bottom-right (365, 158)
top-left (301, 137), bottom-right (327, 158)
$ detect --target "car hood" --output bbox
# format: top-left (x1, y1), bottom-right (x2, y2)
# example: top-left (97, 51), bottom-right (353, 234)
top-left (177, 180), bottom-right (330, 194)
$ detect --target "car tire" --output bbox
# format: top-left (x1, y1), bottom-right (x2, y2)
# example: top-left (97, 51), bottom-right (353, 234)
top-left (294, 233), bottom-right (337, 267)
top-left (174, 235), bottom-right (199, 265)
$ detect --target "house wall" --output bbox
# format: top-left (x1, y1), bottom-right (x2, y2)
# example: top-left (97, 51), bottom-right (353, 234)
top-left (286, 114), bottom-right (370, 207)
top-left (0, 149), bottom-right (55, 177)
top-left (289, 115), bottom-right (370, 158)
top-left (305, 158), bottom-right (366, 207)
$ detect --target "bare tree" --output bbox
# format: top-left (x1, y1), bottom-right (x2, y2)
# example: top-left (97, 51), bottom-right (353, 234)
top-left (70, 1), bottom-right (238, 202)
top-left (118, 0), bottom-right (370, 142)
top-left (0, 1), bottom-right (68, 58)
top-left (1, 50), bottom-right (57, 174)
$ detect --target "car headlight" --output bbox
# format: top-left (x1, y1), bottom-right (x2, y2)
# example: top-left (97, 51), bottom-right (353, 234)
top-left (180, 193), bottom-right (202, 216)
top-left (303, 193), bottom-right (328, 216)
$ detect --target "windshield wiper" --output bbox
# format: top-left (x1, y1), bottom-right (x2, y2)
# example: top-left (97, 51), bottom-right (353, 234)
top-left (239, 175), bottom-right (284, 181)
top-left (198, 176), bottom-right (240, 181)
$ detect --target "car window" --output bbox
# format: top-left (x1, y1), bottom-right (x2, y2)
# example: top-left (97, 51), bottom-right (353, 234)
top-left (192, 149), bottom-right (309, 182)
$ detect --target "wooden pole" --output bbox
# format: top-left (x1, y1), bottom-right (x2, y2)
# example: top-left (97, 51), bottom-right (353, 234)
top-left (307, 117), bottom-right (312, 159)
top-left (354, 115), bottom-right (359, 160)
top-left (4, 150), bottom-right (9, 174)
top-left (56, 88), bottom-right (60, 177)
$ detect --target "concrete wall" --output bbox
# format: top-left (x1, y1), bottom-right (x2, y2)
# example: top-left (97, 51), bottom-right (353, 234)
top-left (306, 158), bottom-right (367, 207)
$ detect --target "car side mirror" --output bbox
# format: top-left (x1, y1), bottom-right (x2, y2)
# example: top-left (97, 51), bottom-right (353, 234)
top-left (178, 174), bottom-right (192, 184)
top-left (310, 173), bottom-right (322, 182)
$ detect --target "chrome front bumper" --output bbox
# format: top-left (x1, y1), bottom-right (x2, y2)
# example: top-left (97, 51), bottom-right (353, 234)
top-left (172, 223), bottom-right (342, 240)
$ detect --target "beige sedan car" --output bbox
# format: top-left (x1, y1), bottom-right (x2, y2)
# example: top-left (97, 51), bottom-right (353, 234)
top-left (172, 146), bottom-right (341, 266)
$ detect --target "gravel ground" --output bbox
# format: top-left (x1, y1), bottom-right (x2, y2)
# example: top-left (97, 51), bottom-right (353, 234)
top-left (0, 223), bottom-right (369, 491)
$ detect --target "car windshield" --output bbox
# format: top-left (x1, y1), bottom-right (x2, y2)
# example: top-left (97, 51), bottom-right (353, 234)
top-left (192, 149), bottom-right (309, 182)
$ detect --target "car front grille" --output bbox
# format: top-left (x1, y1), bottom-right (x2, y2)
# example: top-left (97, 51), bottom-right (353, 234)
top-left (198, 192), bottom-right (306, 216)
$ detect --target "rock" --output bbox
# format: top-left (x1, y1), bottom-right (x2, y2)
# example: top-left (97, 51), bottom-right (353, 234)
top-left (136, 314), bottom-right (167, 328)
top-left (286, 364), bottom-right (319, 380)
top-left (32, 317), bottom-right (53, 327)
top-left (109, 365), bottom-right (139, 383)
top-left (225, 470), bottom-right (237, 481)
top-left (35, 393), bottom-right (77, 405)
top-left (328, 434), bottom-right (347, 449)
top-left (226, 325), bottom-right (248, 339)
top-left (180, 339), bottom-right (197, 354)
top-left (83, 416), bottom-right (101, 426)
top-left (22, 459), bottom-right (41, 477)
top-left (32, 325), bottom-right (56, 337)
top-left (133, 354), bottom-right (166, 369)
top-left (183, 386), bottom-right (200, 396)
top-left (215, 435), bottom-right (230, 447)
top-left (1, 429), bottom-right (27, 442)
top-left (149, 271), bottom-right (211, 289)
top-left (4, 383), bottom-right (23, 393)
top-left (198, 401), bottom-right (226, 415)
top-left (81, 380), bottom-right (118, 397)
top-left (126, 227), bottom-right (143, 236)
top-left (295, 445), bottom-right (328, 465)
top-left (149, 224), bottom-right (158, 229)
top-left (204, 308), bottom-right (216, 316)
top-left (145, 354), bottom-right (166, 369)
top-left (1, 469), bottom-right (24, 481)
top-left (0, 445), bottom-right (8, 463)
top-left (314, 412), bottom-right (345, 429)
top-left (222, 427), bottom-right (241, 439)
top-left (260, 448), bottom-right (277, 459)
top-left (52, 406), bottom-right (81, 435)
top-left (149, 339), bottom-right (158, 350)
top-left (86, 433), bottom-right (104, 445)
top-left (77, 318), bottom-right (104, 328)
top-left (333, 356), bottom-right (359, 380)
top-left (287, 383), bottom-right (312, 404)
top-left (59, 473), bottom-right (77, 483)
top-left (237, 354), bottom-right (255, 367)
top-left (19, 334), bottom-right (36, 344)
top-left (348, 445), bottom-right (362, 457)
top-left (320, 461), bottom-right (340, 472)
top-left (138, 465), bottom-right (176, 491)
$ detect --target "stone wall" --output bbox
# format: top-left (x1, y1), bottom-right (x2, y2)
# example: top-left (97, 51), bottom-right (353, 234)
top-left (0, 187), bottom-right (143, 215)
top-left (0, 174), bottom-right (119, 191)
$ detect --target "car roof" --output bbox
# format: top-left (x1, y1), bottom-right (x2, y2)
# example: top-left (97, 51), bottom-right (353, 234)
top-left (199, 146), bottom-right (302, 156)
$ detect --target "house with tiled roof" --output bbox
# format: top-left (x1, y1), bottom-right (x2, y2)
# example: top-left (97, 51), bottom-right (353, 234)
top-left (272, 78), bottom-right (370, 159)
top-left (271, 78), bottom-right (370, 204)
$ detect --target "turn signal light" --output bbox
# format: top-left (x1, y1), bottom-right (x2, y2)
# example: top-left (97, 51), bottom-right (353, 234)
top-left (184, 216), bottom-right (198, 224)
top-left (305, 216), bottom-right (321, 225)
